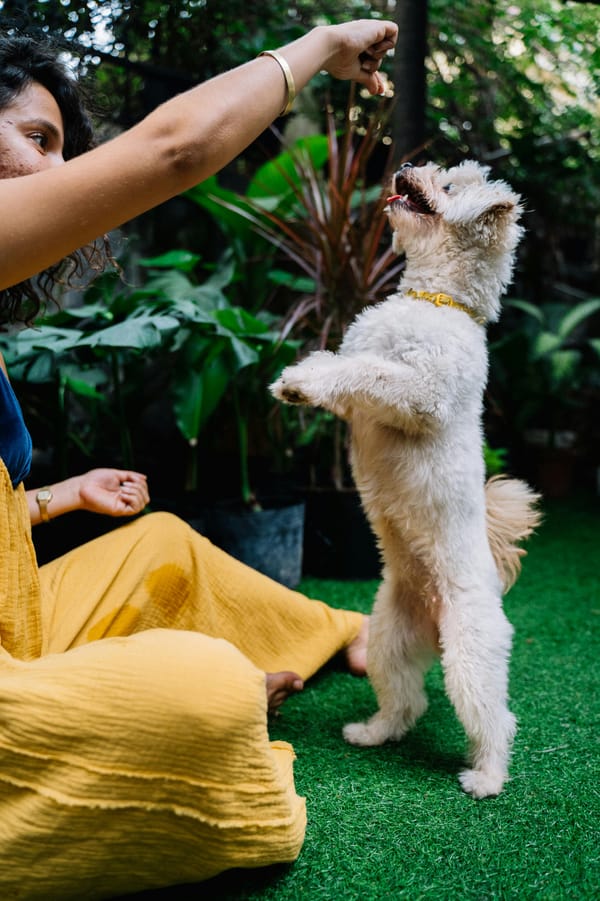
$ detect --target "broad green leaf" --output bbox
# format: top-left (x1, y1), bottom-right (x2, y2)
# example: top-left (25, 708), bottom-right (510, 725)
top-left (203, 253), bottom-right (237, 292)
top-left (60, 363), bottom-right (108, 388)
top-left (229, 336), bottom-right (260, 371)
top-left (76, 315), bottom-right (178, 350)
top-left (8, 352), bottom-right (56, 384)
top-left (172, 368), bottom-right (205, 443)
top-left (5, 326), bottom-right (85, 359)
top-left (247, 134), bottom-right (329, 199)
top-left (171, 352), bottom-right (230, 441)
top-left (215, 307), bottom-right (269, 337)
top-left (186, 178), bottom-right (261, 244)
top-left (138, 270), bottom-right (197, 301)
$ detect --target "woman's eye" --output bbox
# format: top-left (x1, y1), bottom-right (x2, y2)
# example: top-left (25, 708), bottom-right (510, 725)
top-left (30, 132), bottom-right (48, 149)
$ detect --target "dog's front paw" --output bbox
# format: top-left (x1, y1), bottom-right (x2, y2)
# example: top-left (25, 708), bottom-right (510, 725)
top-left (271, 353), bottom-right (340, 408)
top-left (271, 376), bottom-right (311, 406)
top-left (271, 365), bottom-right (321, 407)
top-left (343, 717), bottom-right (404, 747)
top-left (458, 767), bottom-right (507, 799)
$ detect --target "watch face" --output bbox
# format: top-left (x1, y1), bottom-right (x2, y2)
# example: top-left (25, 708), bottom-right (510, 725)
top-left (38, 489), bottom-right (52, 501)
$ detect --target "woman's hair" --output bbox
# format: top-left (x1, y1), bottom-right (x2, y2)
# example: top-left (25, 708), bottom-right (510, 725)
top-left (0, 32), bottom-right (113, 326)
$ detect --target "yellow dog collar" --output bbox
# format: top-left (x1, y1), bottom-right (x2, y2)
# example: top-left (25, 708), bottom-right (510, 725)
top-left (406, 288), bottom-right (486, 325)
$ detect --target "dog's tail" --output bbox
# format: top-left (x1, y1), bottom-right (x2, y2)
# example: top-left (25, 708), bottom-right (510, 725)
top-left (485, 475), bottom-right (542, 592)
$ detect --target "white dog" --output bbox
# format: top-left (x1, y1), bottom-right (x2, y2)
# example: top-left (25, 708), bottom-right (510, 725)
top-left (271, 160), bottom-right (540, 798)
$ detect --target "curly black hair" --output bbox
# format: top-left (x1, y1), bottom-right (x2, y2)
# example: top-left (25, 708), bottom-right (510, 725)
top-left (0, 32), bottom-right (113, 326)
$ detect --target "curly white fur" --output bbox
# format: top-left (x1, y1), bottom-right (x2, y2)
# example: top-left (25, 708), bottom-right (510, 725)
top-left (271, 160), bottom-right (540, 798)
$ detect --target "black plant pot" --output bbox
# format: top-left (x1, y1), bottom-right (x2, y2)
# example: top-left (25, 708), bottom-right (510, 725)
top-left (204, 497), bottom-right (306, 589)
top-left (302, 487), bottom-right (381, 580)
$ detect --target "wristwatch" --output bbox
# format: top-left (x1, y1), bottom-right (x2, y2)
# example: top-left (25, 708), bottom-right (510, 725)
top-left (36, 486), bottom-right (53, 523)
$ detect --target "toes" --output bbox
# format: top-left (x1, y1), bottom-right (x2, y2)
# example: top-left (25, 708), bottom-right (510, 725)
top-left (281, 387), bottom-right (308, 404)
top-left (266, 671), bottom-right (303, 713)
top-left (459, 768), bottom-right (506, 799)
top-left (343, 721), bottom-right (389, 747)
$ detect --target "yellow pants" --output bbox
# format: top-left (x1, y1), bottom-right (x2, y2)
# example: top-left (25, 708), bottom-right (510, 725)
top-left (0, 470), bottom-right (362, 900)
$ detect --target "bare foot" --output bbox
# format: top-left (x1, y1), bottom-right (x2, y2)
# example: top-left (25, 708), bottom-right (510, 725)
top-left (266, 671), bottom-right (304, 713)
top-left (344, 615), bottom-right (369, 676)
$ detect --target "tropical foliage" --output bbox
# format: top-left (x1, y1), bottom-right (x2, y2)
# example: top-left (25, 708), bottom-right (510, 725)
top-left (1, 0), bottom-right (597, 491)
top-left (0, 252), bottom-right (298, 498)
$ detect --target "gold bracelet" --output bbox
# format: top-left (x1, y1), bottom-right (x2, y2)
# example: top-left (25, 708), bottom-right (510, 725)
top-left (258, 49), bottom-right (296, 116)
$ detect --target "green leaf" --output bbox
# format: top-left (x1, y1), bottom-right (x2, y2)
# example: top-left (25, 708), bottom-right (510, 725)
top-left (62, 374), bottom-right (107, 401)
top-left (533, 331), bottom-right (562, 359)
top-left (268, 270), bottom-right (317, 293)
top-left (548, 349), bottom-right (580, 389)
top-left (215, 307), bottom-right (269, 337)
top-left (5, 326), bottom-right (85, 359)
top-left (139, 270), bottom-right (197, 301)
top-left (76, 315), bottom-right (179, 350)
top-left (506, 299), bottom-right (546, 323)
top-left (247, 134), bottom-right (329, 200)
top-left (8, 352), bottom-right (56, 384)
top-left (186, 178), bottom-right (261, 244)
top-left (229, 336), bottom-right (260, 371)
top-left (138, 249), bottom-right (201, 272)
top-left (557, 298), bottom-right (600, 339)
top-left (42, 302), bottom-right (114, 324)
top-left (171, 352), bottom-right (231, 441)
top-left (203, 252), bottom-right (237, 292)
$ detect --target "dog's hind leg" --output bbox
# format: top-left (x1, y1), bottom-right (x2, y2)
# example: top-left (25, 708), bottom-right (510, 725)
top-left (343, 573), bottom-right (437, 747)
top-left (437, 590), bottom-right (516, 798)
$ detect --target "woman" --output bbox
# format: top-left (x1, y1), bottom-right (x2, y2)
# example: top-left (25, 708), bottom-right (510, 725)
top-left (0, 19), bottom-right (397, 901)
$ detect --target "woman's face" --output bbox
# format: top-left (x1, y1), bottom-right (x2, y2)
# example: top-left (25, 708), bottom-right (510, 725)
top-left (0, 80), bottom-right (65, 179)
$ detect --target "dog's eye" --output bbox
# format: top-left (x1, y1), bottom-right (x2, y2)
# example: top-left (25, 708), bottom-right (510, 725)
top-left (442, 184), bottom-right (454, 193)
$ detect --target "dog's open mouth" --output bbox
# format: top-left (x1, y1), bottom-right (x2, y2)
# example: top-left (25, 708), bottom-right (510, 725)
top-left (386, 175), bottom-right (436, 215)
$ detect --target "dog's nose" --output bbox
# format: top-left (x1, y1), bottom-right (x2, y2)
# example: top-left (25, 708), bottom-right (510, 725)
top-left (392, 162), bottom-right (413, 192)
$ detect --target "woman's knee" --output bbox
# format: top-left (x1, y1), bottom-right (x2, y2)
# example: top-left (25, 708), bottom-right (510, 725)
top-left (128, 511), bottom-right (212, 567)
top-left (134, 511), bottom-right (199, 543)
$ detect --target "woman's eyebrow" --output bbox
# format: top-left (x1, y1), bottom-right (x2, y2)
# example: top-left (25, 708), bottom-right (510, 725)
top-left (25, 117), bottom-right (63, 141)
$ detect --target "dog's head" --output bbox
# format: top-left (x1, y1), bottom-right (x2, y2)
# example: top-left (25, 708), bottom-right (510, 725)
top-left (385, 161), bottom-right (523, 320)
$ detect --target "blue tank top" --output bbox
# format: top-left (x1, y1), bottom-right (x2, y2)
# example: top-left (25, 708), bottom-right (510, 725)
top-left (0, 367), bottom-right (32, 488)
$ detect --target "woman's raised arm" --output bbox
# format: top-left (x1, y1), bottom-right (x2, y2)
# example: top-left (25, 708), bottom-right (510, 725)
top-left (0, 20), bottom-right (397, 292)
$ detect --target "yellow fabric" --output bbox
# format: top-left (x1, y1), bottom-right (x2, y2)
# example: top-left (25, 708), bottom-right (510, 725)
top-left (0, 460), bottom-right (363, 899)
top-left (37, 510), bottom-right (362, 680)
top-left (0, 463), bottom-right (42, 660)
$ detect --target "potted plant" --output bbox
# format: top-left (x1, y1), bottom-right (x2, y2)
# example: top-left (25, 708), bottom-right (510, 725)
top-left (488, 295), bottom-right (600, 496)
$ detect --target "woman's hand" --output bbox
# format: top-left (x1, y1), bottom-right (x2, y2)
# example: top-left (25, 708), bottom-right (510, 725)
top-left (321, 20), bottom-right (398, 95)
top-left (27, 468), bottom-right (150, 524)
top-left (75, 468), bottom-right (150, 517)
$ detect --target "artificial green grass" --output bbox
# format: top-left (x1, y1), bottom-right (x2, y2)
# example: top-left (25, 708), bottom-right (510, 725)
top-left (126, 497), bottom-right (599, 901)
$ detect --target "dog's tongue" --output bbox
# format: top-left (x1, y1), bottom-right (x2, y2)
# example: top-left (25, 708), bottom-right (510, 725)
top-left (386, 194), bottom-right (403, 204)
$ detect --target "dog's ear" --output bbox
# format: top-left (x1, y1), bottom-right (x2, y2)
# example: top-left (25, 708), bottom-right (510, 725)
top-left (473, 199), bottom-right (522, 246)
